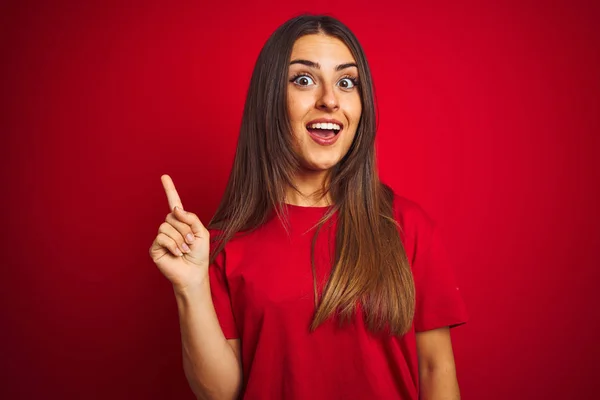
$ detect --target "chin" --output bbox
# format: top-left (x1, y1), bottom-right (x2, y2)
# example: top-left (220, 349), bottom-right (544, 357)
top-left (301, 159), bottom-right (340, 172)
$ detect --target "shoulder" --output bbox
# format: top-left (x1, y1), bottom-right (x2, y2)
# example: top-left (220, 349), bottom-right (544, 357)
top-left (384, 189), bottom-right (438, 264)
top-left (207, 224), bottom-right (262, 268)
top-left (390, 191), bottom-right (436, 239)
top-left (207, 228), bottom-right (226, 268)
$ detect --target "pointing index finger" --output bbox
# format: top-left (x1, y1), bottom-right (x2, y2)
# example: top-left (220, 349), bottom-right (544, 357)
top-left (161, 174), bottom-right (183, 211)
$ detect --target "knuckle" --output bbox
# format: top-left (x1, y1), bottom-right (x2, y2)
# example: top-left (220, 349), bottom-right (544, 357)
top-left (158, 222), bottom-right (170, 233)
top-left (166, 212), bottom-right (184, 226)
top-left (160, 233), bottom-right (172, 246)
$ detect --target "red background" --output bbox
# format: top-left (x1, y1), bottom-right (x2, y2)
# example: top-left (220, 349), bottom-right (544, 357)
top-left (2, 0), bottom-right (599, 399)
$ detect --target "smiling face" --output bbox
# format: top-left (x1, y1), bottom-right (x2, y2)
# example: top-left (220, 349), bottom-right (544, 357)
top-left (287, 34), bottom-right (362, 173)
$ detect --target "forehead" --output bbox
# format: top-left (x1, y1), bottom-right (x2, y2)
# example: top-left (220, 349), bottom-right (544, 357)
top-left (290, 34), bottom-right (356, 64)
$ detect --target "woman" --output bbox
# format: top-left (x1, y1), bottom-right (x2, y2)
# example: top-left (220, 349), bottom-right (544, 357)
top-left (149, 14), bottom-right (467, 400)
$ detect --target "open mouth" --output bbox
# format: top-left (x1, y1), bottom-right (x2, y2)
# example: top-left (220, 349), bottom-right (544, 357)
top-left (306, 122), bottom-right (342, 139)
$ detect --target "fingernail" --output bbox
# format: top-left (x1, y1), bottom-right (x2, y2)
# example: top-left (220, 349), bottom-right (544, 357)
top-left (186, 233), bottom-right (195, 242)
top-left (182, 243), bottom-right (191, 253)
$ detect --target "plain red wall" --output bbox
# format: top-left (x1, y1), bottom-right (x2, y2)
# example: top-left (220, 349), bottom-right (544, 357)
top-left (2, 0), bottom-right (599, 399)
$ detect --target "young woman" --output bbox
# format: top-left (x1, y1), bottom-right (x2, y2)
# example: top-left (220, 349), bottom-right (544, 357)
top-left (149, 14), bottom-right (468, 400)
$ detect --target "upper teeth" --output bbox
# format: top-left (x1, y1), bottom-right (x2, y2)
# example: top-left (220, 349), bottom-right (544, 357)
top-left (309, 122), bottom-right (341, 130)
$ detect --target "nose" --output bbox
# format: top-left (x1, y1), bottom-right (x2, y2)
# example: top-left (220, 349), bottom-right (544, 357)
top-left (316, 85), bottom-right (339, 111)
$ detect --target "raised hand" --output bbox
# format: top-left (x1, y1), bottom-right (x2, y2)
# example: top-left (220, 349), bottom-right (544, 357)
top-left (149, 175), bottom-right (211, 292)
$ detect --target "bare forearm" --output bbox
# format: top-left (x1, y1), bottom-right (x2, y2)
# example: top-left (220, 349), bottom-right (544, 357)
top-left (175, 280), bottom-right (242, 400)
top-left (419, 363), bottom-right (460, 400)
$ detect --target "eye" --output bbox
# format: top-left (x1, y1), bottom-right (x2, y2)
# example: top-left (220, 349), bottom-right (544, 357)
top-left (291, 74), bottom-right (315, 86)
top-left (338, 77), bottom-right (359, 89)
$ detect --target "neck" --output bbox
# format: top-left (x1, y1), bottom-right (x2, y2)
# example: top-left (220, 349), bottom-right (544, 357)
top-left (285, 169), bottom-right (332, 207)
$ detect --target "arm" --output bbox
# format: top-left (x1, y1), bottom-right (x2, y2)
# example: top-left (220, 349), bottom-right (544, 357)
top-left (416, 327), bottom-right (460, 400)
top-left (175, 280), bottom-right (243, 400)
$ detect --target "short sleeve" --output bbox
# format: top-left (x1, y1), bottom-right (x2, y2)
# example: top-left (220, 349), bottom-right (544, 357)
top-left (208, 243), bottom-right (239, 339)
top-left (410, 210), bottom-right (469, 332)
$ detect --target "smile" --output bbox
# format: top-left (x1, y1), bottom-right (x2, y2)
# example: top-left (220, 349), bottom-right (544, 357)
top-left (305, 118), bottom-right (343, 146)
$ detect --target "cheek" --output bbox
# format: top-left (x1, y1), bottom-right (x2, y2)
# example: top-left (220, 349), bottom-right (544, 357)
top-left (351, 99), bottom-right (362, 124)
top-left (346, 108), bottom-right (362, 138)
top-left (341, 95), bottom-right (362, 122)
top-left (346, 100), bottom-right (362, 143)
top-left (287, 92), bottom-right (312, 123)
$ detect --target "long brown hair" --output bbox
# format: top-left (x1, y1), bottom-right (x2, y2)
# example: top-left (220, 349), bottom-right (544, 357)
top-left (208, 14), bottom-right (415, 336)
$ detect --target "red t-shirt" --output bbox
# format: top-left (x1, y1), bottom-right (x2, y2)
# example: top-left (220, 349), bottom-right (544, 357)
top-left (208, 194), bottom-right (468, 399)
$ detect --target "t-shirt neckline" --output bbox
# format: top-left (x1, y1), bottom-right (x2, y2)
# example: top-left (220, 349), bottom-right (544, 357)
top-left (283, 202), bottom-right (332, 210)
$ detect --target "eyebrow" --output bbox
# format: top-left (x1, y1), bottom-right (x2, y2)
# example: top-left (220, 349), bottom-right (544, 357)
top-left (290, 59), bottom-right (358, 71)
